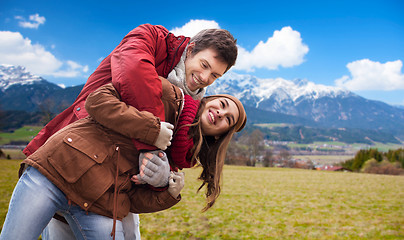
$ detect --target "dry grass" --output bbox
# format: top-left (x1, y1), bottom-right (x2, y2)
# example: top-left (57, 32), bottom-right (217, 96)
top-left (0, 149), bottom-right (26, 159)
top-left (0, 159), bottom-right (21, 226)
top-left (139, 166), bottom-right (404, 239)
top-left (1, 161), bottom-right (403, 239)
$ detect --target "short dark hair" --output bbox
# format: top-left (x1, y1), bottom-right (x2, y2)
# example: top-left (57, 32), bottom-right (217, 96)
top-left (190, 29), bottom-right (238, 73)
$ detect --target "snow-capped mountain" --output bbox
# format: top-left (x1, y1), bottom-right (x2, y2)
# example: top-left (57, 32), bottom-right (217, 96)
top-left (207, 72), bottom-right (404, 132)
top-left (208, 72), bottom-right (353, 106)
top-left (0, 65), bottom-right (81, 113)
top-left (0, 64), bottom-right (44, 91)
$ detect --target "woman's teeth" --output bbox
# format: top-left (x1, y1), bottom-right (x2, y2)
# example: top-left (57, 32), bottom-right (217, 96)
top-left (209, 112), bottom-right (215, 123)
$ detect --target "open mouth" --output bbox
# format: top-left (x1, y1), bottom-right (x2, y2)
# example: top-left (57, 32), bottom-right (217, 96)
top-left (208, 110), bottom-right (216, 124)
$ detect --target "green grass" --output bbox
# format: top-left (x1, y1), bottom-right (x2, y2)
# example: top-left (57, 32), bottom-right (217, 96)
top-left (351, 142), bottom-right (404, 152)
top-left (0, 125), bottom-right (42, 145)
top-left (0, 159), bottom-right (21, 226)
top-left (293, 155), bottom-right (354, 165)
top-left (312, 141), bottom-right (347, 146)
top-left (139, 166), bottom-right (404, 239)
top-left (1, 161), bottom-right (403, 239)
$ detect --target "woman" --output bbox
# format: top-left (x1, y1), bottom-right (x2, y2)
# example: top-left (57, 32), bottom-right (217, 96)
top-left (1, 77), bottom-right (246, 240)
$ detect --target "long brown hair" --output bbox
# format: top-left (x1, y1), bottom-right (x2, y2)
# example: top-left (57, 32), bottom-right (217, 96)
top-left (187, 96), bottom-right (245, 211)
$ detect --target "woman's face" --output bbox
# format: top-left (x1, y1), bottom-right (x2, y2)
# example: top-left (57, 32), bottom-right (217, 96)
top-left (201, 97), bottom-right (240, 137)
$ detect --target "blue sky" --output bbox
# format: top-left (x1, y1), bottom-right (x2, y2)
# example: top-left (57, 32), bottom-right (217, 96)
top-left (1, 0), bottom-right (403, 105)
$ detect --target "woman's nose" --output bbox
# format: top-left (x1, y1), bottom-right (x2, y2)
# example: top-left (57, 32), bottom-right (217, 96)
top-left (216, 110), bottom-right (223, 118)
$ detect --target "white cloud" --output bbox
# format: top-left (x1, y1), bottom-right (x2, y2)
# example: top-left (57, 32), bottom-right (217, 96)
top-left (171, 21), bottom-right (308, 72)
top-left (170, 19), bottom-right (220, 37)
top-left (15, 14), bottom-right (46, 29)
top-left (335, 59), bottom-right (404, 91)
top-left (234, 26), bottom-right (309, 72)
top-left (0, 31), bottom-right (88, 78)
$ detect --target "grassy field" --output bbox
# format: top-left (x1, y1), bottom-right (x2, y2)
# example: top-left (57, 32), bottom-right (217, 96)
top-left (0, 125), bottom-right (42, 145)
top-left (0, 159), bottom-right (21, 227)
top-left (138, 166), bottom-right (404, 239)
top-left (1, 149), bottom-right (26, 159)
top-left (1, 160), bottom-right (403, 239)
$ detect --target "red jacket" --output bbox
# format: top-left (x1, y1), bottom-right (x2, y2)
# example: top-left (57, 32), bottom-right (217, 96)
top-left (23, 24), bottom-right (190, 156)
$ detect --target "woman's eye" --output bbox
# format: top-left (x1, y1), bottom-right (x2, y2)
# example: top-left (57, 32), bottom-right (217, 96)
top-left (226, 117), bottom-right (231, 125)
top-left (221, 101), bottom-right (225, 107)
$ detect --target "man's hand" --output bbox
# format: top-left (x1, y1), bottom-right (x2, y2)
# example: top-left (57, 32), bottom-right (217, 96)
top-left (168, 171), bottom-right (185, 199)
top-left (131, 150), bottom-right (170, 187)
top-left (154, 122), bottom-right (174, 150)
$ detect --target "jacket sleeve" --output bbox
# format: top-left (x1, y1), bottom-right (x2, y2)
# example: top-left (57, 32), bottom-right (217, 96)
top-left (110, 24), bottom-right (168, 150)
top-left (128, 185), bottom-right (181, 214)
top-left (85, 83), bottom-right (160, 146)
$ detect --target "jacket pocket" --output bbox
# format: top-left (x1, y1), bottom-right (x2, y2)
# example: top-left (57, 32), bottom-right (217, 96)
top-left (73, 101), bottom-right (88, 119)
top-left (48, 131), bottom-right (109, 183)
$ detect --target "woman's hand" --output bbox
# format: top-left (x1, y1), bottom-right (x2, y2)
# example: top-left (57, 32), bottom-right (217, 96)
top-left (154, 122), bottom-right (174, 150)
top-left (131, 150), bottom-right (170, 187)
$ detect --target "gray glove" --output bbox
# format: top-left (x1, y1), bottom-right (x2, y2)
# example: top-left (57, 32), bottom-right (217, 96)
top-left (136, 150), bottom-right (170, 187)
top-left (154, 122), bottom-right (174, 150)
top-left (168, 171), bottom-right (185, 199)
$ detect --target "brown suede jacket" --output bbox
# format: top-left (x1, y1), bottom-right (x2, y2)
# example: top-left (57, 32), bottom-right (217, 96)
top-left (21, 78), bottom-right (184, 220)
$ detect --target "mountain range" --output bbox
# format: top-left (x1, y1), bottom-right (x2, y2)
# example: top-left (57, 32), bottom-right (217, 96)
top-left (1, 64), bottom-right (404, 143)
top-left (207, 72), bottom-right (404, 132)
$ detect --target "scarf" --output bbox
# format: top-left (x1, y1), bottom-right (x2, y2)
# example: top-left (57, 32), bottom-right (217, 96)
top-left (166, 47), bottom-right (206, 100)
top-left (169, 94), bottom-right (200, 169)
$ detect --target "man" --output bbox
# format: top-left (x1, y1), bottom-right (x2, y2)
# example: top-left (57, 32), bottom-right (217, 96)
top-left (23, 24), bottom-right (237, 156)
top-left (34, 23), bottom-right (238, 239)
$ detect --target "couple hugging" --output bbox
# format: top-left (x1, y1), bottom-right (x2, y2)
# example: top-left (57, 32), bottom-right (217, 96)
top-left (1, 23), bottom-right (246, 240)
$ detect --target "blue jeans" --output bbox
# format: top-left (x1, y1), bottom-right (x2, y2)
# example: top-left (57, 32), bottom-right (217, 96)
top-left (42, 213), bottom-right (141, 240)
top-left (0, 166), bottom-right (124, 240)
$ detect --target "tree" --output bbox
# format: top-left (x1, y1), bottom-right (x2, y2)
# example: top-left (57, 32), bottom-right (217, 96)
top-left (360, 158), bottom-right (378, 173)
top-left (344, 148), bottom-right (404, 172)
top-left (262, 149), bottom-right (274, 167)
top-left (226, 137), bottom-right (249, 166)
top-left (0, 149), bottom-right (5, 158)
top-left (361, 159), bottom-right (404, 175)
top-left (278, 149), bottom-right (293, 167)
top-left (247, 129), bottom-right (264, 166)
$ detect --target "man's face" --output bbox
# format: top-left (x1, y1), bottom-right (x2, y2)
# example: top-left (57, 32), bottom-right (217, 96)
top-left (200, 97), bottom-right (240, 137)
top-left (184, 44), bottom-right (228, 91)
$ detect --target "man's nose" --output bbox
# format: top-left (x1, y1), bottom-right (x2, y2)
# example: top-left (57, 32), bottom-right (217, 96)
top-left (200, 70), bottom-right (210, 84)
